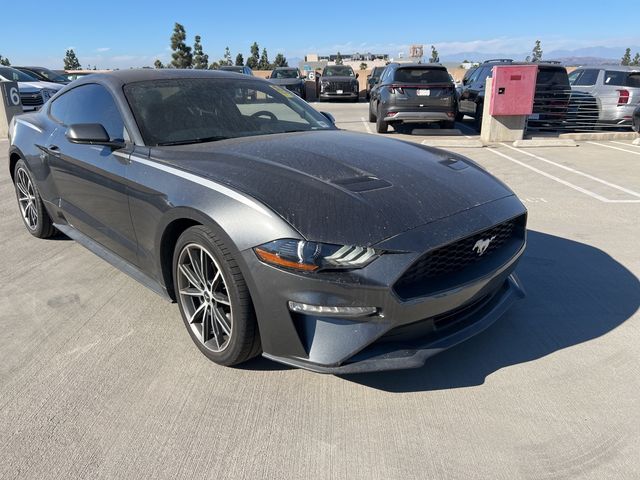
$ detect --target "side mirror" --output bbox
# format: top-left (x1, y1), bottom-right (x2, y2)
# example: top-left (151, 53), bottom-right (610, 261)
top-left (66, 123), bottom-right (124, 149)
top-left (320, 111), bottom-right (336, 124)
top-left (265, 75), bottom-right (270, 79)
top-left (356, 73), bottom-right (359, 79)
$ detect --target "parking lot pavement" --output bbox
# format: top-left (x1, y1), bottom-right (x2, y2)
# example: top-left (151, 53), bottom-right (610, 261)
top-left (2, 110), bottom-right (640, 480)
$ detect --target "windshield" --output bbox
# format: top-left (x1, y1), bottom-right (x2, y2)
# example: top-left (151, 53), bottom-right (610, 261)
top-left (32, 68), bottom-right (68, 83)
top-left (537, 67), bottom-right (569, 86)
top-left (323, 66), bottom-right (355, 77)
top-left (220, 66), bottom-right (243, 73)
top-left (272, 69), bottom-right (299, 79)
top-left (393, 68), bottom-right (451, 84)
top-left (0, 66), bottom-right (38, 82)
top-left (371, 67), bottom-right (385, 79)
top-left (124, 78), bottom-right (334, 146)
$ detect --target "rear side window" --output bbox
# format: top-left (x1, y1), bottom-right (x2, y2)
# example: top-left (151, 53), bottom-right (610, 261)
top-left (537, 67), bottom-right (570, 86)
top-left (393, 68), bottom-right (450, 84)
top-left (603, 71), bottom-right (627, 86)
top-left (49, 84), bottom-right (126, 140)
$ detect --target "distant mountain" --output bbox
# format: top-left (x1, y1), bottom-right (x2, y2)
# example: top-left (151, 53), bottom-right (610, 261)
top-left (439, 45), bottom-right (640, 66)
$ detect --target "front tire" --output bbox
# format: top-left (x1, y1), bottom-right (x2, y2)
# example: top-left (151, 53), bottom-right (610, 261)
top-left (13, 159), bottom-right (56, 238)
top-left (173, 225), bottom-right (261, 366)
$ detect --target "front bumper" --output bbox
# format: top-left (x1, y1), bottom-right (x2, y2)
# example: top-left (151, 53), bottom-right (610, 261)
top-left (319, 91), bottom-right (359, 100)
top-left (240, 196), bottom-right (527, 374)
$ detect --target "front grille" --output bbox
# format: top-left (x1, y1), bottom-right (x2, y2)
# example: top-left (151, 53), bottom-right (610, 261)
top-left (326, 81), bottom-right (353, 93)
top-left (394, 215), bottom-right (525, 297)
top-left (20, 93), bottom-right (43, 107)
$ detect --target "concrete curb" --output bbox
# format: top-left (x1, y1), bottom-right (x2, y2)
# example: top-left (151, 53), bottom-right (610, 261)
top-left (421, 139), bottom-right (484, 148)
top-left (633, 137), bottom-right (640, 146)
top-left (512, 139), bottom-right (577, 148)
top-left (555, 132), bottom-right (639, 141)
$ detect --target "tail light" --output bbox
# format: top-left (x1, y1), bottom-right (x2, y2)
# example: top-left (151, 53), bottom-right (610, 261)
top-left (617, 89), bottom-right (630, 106)
top-left (387, 86), bottom-right (405, 95)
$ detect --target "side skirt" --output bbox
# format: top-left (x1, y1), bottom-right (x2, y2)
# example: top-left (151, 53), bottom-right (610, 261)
top-left (53, 223), bottom-right (173, 302)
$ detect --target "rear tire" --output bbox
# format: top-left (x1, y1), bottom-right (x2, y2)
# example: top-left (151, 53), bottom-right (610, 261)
top-left (376, 106), bottom-right (388, 133)
top-left (13, 159), bottom-right (56, 239)
top-left (474, 104), bottom-right (484, 132)
top-left (173, 225), bottom-right (261, 366)
top-left (455, 110), bottom-right (464, 122)
top-left (441, 120), bottom-right (456, 129)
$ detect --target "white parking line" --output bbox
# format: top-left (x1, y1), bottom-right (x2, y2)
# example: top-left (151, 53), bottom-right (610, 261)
top-left (611, 140), bottom-right (640, 148)
top-left (360, 117), bottom-right (374, 134)
top-left (587, 141), bottom-right (640, 156)
top-left (502, 143), bottom-right (640, 199)
top-left (486, 147), bottom-right (640, 203)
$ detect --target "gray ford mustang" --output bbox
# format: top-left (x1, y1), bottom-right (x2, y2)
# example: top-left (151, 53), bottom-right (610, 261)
top-left (8, 69), bottom-right (527, 373)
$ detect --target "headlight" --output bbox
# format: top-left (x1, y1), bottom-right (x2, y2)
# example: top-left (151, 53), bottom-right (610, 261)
top-left (254, 239), bottom-right (380, 272)
top-left (41, 89), bottom-right (57, 101)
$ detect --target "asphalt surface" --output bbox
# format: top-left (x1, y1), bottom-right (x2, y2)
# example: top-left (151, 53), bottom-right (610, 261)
top-left (1, 104), bottom-right (640, 479)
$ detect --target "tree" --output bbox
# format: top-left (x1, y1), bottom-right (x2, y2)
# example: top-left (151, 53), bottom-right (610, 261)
top-left (429, 45), bottom-right (439, 63)
top-left (235, 53), bottom-right (244, 66)
top-left (63, 49), bottom-right (81, 70)
top-left (154, 59), bottom-right (164, 69)
top-left (273, 53), bottom-right (288, 68)
top-left (0, 54), bottom-right (10, 66)
top-left (359, 62), bottom-right (368, 70)
top-left (170, 22), bottom-right (192, 69)
top-left (223, 47), bottom-right (232, 66)
top-left (531, 40), bottom-right (543, 62)
top-left (192, 35), bottom-right (209, 69)
top-left (621, 48), bottom-right (632, 66)
top-left (247, 42), bottom-right (260, 69)
top-left (258, 48), bottom-right (270, 70)
top-left (632, 53), bottom-right (640, 67)
top-left (208, 61), bottom-right (220, 70)
top-left (335, 51), bottom-right (343, 65)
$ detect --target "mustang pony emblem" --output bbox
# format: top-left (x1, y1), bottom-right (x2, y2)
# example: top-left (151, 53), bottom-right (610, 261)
top-left (473, 236), bottom-right (496, 256)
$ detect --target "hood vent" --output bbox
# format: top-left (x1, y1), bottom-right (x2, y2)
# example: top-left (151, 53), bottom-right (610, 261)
top-left (332, 176), bottom-right (392, 193)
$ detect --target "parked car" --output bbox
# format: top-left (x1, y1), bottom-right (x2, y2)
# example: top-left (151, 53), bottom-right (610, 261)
top-left (0, 66), bottom-right (63, 111)
top-left (15, 66), bottom-right (70, 84)
top-left (568, 66), bottom-right (640, 128)
top-left (633, 103), bottom-right (640, 132)
top-left (8, 69), bottom-right (527, 373)
top-left (366, 66), bottom-right (385, 100)
top-left (64, 70), bottom-right (111, 81)
top-left (219, 65), bottom-right (253, 76)
top-left (318, 65), bottom-right (359, 102)
top-left (368, 63), bottom-right (456, 133)
top-left (267, 67), bottom-right (305, 99)
top-left (457, 59), bottom-right (570, 131)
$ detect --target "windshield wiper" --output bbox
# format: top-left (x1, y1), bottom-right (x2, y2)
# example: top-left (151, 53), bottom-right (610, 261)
top-left (157, 135), bottom-right (229, 146)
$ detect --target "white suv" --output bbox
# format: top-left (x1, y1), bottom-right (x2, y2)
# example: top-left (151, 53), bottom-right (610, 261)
top-left (0, 66), bottom-right (63, 111)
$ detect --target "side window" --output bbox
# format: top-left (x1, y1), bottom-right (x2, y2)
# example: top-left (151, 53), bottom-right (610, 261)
top-left (50, 84), bottom-right (126, 141)
top-left (568, 70), bottom-right (582, 85)
top-left (603, 70), bottom-right (627, 86)
top-left (476, 67), bottom-right (491, 84)
top-left (380, 67), bottom-right (392, 84)
top-left (574, 69), bottom-right (598, 86)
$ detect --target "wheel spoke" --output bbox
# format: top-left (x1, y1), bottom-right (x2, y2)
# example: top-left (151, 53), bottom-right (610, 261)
top-left (179, 287), bottom-right (202, 297)
top-left (213, 306), bottom-right (232, 336)
top-left (210, 270), bottom-right (221, 290)
top-left (201, 303), bottom-right (211, 342)
top-left (188, 301), bottom-right (207, 324)
top-left (16, 181), bottom-right (29, 197)
top-left (187, 247), bottom-right (206, 287)
top-left (212, 292), bottom-right (230, 305)
top-left (179, 264), bottom-right (203, 290)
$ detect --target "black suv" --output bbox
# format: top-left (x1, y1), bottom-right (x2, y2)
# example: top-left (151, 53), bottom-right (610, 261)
top-left (366, 66), bottom-right (386, 100)
top-left (457, 59), bottom-right (570, 131)
top-left (368, 63), bottom-right (456, 133)
top-left (318, 65), bottom-right (360, 102)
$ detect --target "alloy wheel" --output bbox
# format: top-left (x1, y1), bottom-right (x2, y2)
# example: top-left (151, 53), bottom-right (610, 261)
top-left (16, 167), bottom-right (38, 230)
top-left (177, 243), bottom-right (233, 352)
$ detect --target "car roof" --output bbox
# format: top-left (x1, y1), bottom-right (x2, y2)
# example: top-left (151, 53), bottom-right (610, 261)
top-left (273, 67), bottom-right (296, 70)
top-left (389, 62), bottom-right (446, 69)
top-left (573, 65), bottom-right (640, 71)
top-left (70, 68), bottom-right (253, 87)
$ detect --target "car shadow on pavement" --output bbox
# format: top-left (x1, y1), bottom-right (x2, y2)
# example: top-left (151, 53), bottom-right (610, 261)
top-left (341, 230), bottom-right (640, 392)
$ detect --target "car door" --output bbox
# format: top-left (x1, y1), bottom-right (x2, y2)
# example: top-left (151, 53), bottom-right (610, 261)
top-left (45, 83), bottom-right (139, 264)
top-left (459, 67), bottom-right (484, 113)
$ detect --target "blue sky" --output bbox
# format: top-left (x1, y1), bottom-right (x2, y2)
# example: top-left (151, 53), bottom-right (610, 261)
top-left (2, 0), bottom-right (639, 69)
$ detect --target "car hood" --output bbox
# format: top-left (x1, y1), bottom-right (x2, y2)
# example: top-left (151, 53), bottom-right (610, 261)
top-left (321, 76), bottom-right (357, 82)
top-left (270, 78), bottom-right (303, 86)
top-left (148, 131), bottom-right (515, 246)
top-left (19, 81), bottom-right (63, 91)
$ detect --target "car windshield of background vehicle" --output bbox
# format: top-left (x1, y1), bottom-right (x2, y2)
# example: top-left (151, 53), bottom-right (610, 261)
top-left (394, 68), bottom-right (451, 84)
top-left (0, 66), bottom-right (38, 82)
top-left (324, 66), bottom-right (355, 77)
top-left (36, 68), bottom-right (68, 83)
top-left (537, 67), bottom-right (571, 86)
top-left (124, 78), bottom-right (333, 146)
top-left (272, 69), bottom-right (299, 79)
